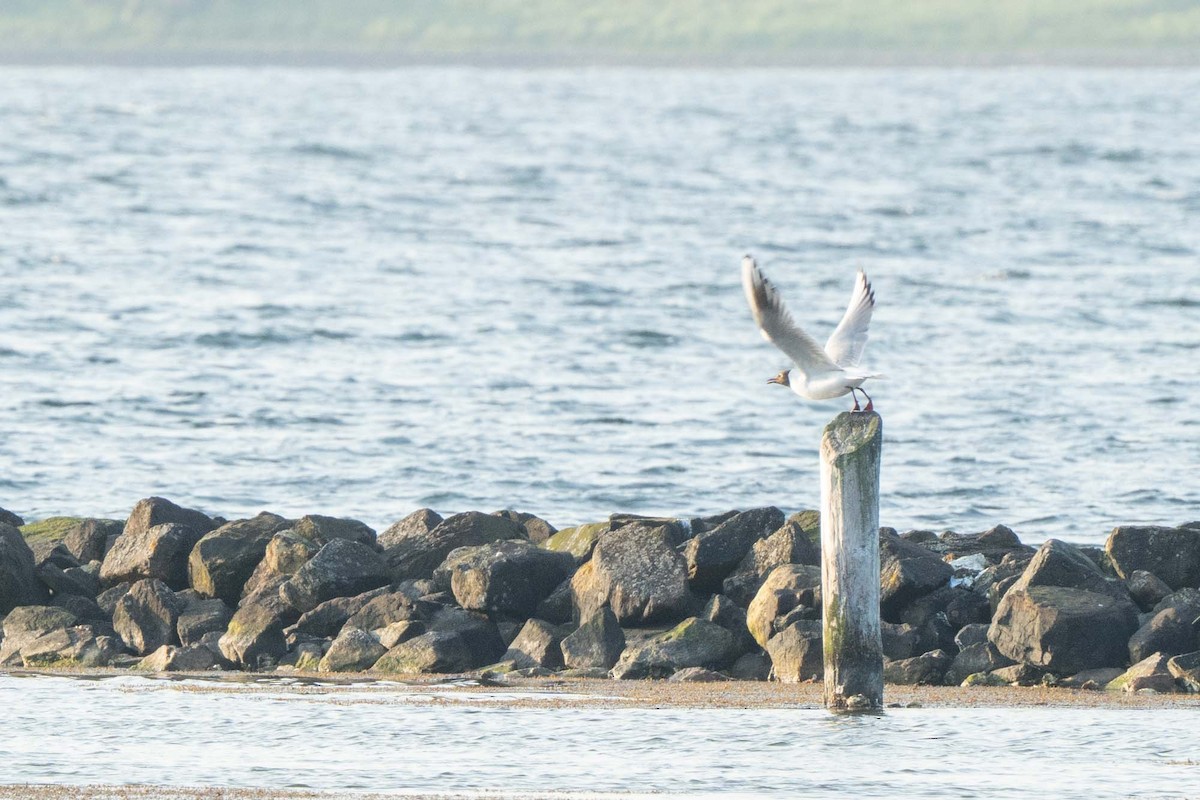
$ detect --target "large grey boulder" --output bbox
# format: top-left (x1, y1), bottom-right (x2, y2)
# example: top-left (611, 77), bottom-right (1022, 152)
top-left (241, 531), bottom-right (319, 599)
top-left (189, 512), bottom-right (292, 604)
top-left (502, 619), bottom-right (565, 670)
top-left (722, 514), bottom-right (820, 605)
top-left (764, 620), bottom-right (823, 683)
top-left (1106, 525), bottom-right (1200, 590)
top-left (1106, 653), bottom-right (1179, 694)
top-left (371, 631), bottom-right (475, 674)
top-left (0, 508), bottom-right (24, 528)
top-left (124, 497), bottom-right (216, 539)
top-left (746, 564), bottom-right (822, 649)
top-left (703, 594), bottom-right (757, 655)
top-left (293, 515), bottom-right (376, 548)
top-left (218, 592), bottom-right (297, 669)
top-left (20, 625), bottom-right (120, 668)
top-left (681, 506), bottom-right (785, 593)
top-left (880, 531), bottom-right (954, 620)
top-left (1168, 650), bottom-right (1200, 693)
top-left (319, 628), bottom-right (387, 672)
top-left (570, 524), bottom-right (690, 625)
top-left (493, 510), bottom-right (557, 545)
top-left (1013, 539), bottom-right (1133, 605)
top-left (35, 561), bottom-right (100, 599)
top-left (1, 522), bottom-right (49, 613)
top-left (542, 522), bottom-right (610, 563)
top-left (914, 525), bottom-right (1034, 564)
top-left (1128, 608), bottom-right (1198, 663)
top-left (611, 617), bottom-right (740, 679)
top-left (0, 606), bottom-right (79, 665)
top-left (437, 540), bottom-right (574, 617)
top-left (136, 643), bottom-right (218, 672)
top-left (884, 650), bottom-right (953, 685)
top-left (377, 508), bottom-right (443, 551)
top-left (1126, 570), bottom-right (1173, 611)
top-left (113, 579), bottom-right (183, 655)
top-left (426, 606), bottom-right (505, 667)
top-left (279, 539), bottom-right (390, 614)
top-left (287, 587), bottom-right (391, 640)
top-left (383, 511), bottom-right (524, 582)
top-left (988, 585), bottom-right (1139, 673)
top-left (343, 591), bottom-right (425, 632)
top-left (100, 523), bottom-right (205, 590)
top-left (560, 607), bottom-right (625, 670)
top-left (944, 642), bottom-right (1015, 686)
top-left (62, 519), bottom-right (124, 564)
top-left (175, 591), bottom-right (235, 646)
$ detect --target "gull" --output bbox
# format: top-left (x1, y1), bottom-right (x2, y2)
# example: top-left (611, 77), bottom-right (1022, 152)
top-left (741, 255), bottom-right (882, 412)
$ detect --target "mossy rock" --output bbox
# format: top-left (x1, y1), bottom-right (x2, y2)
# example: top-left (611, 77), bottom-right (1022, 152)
top-left (788, 510), bottom-right (821, 548)
top-left (961, 671), bottom-right (1008, 687)
top-left (543, 522), bottom-right (608, 561)
top-left (19, 517), bottom-right (87, 545)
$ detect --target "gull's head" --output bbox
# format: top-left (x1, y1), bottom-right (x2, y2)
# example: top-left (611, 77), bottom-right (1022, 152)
top-left (767, 369), bottom-right (790, 387)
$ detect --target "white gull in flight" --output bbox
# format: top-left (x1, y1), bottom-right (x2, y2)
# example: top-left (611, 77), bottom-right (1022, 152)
top-left (741, 255), bottom-right (882, 412)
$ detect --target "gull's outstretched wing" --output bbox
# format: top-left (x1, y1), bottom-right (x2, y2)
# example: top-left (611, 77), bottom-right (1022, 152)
top-left (742, 256), bottom-right (839, 377)
top-left (824, 269), bottom-right (875, 368)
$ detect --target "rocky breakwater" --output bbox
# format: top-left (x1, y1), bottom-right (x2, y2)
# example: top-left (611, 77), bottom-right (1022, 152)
top-left (2, 499), bottom-right (1200, 694)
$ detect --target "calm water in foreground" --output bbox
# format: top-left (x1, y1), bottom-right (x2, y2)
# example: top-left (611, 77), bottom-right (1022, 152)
top-left (1, 675), bottom-right (1198, 798)
top-left (1, 68), bottom-right (1198, 543)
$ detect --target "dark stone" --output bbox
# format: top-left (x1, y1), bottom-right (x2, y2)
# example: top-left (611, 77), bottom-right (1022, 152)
top-left (113, 578), bottom-right (183, 655)
top-left (1106, 525), bottom-right (1200, 590)
top-left (19, 625), bottom-right (120, 668)
top-left (63, 519), bottom-right (124, 564)
top-left (746, 564), bottom-right (822, 649)
top-left (1108, 653), bottom-right (1178, 693)
top-left (218, 591), bottom-right (297, 669)
top-left (136, 643), bottom-right (218, 672)
top-left (884, 649), bottom-right (952, 685)
top-left (436, 540), bottom-right (575, 618)
top-left (371, 631), bottom-right (475, 674)
top-left (728, 651), bottom-right (772, 681)
top-left (293, 515), bottom-right (376, 548)
top-left (492, 510), bottom-right (557, 545)
top-left (954, 623), bottom-right (991, 650)
top-left (535, 578), bottom-right (574, 625)
top-left (279, 539), bottom-right (390, 614)
top-left (123, 497), bottom-right (216, 539)
top-left (944, 642), bottom-right (1015, 686)
top-left (1167, 650), bottom-right (1200, 693)
top-left (1, 522), bottom-right (49, 613)
top-left (0, 606), bottom-right (80, 665)
top-left (608, 514), bottom-right (688, 545)
top-left (426, 606), bottom-right (505, 667)
top-left (319, 628), bottom-right (386, 672)
top-left (175, 592), bottom-right (235, 647)
top-left (703, 594), bottom-right (758, 655)
top-left (241, 531), bottom-right (319, 599)
top-left (669, 667), bottom-right (729, 682)
top-left (96, 582), bottom-right (132, 617)
top-left (990, 663), bottom-right (1048, 686)
top-left (1126, 570), bottom-right (1173, 612)
top-left (681, 506), bottom-right (785, 593)
top-left (383, 511), bottom-right (525, 582)
top-left (1151, 588), bottom-right (1200, 621)
top-left (687, 510), bottom-right (739, 535)
top-left (288, 587), bottom-right (391, 640)
top-left (560, 607), bottom-right (625, 670)
top-left (989, 585), bottom-right (1139, 673)
top-left (100, 523), bottom-right (205, 590)
top-left (879, 530), bottom-right (954, 621)
top-left (377, 620), bottom-right (425, 649)
top-left (33, 543), bottom-right (82, 571)
top-left (36, 561), bottom-right (100, 598)
top-left (189, 512), bottom-right (292, 605)
top-left (1059, 667), bottom-right (1126, 689)
top-left (502, 619), bottom-right (565, 669)
top-left (764, 620), bottom-right (823, 683)
top-left (919, 525), bottom-right (1035, 564)
top-left (377, 508), bottom-right (443, 551)
top-left (1012, 539), bottom-right (1134, 607)
top-left (899, 585), bottom-right (991, 630)
top-left (51, 594), bottom-right (108, 626)
top-left (344, 591), bottom-right (425, 632)
top-left (611, 617), bottom-right (740, 679)
top-left (0, 508), bottom-right (24, 528)
top-left (881, 621), bottom-right (921, 660)
top-left (570, 524), bottom-right (690, 626)
top-left (721, 515), bottom-right (821, 605)
top-left (1128, 608), bottom-right (1199, 663)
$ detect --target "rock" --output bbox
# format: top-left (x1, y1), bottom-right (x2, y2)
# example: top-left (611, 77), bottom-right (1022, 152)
top-left (608, 514), bottom-right (688, 545)
top-left (990, 663), bottom-right (1048, 686)
top-left (282, 641), bottom-right (325, 672)
top-left (1167, 650), bottom-right (1200, 693)
top-left (189, 512), bottom-right (292, 604)
top-left (35, 561), bottom-right (100, 598)
top-left (436, 540), bottom-right (575, 618)
top-left (175, 592), bottom-right (235, 646)
top-left (879, 530), bottom-right (954, 620)
top-left (123, 498), bottom-right (215, 540)
top-left (944, 642), bottom-right (1015, 686)
top-left (1150, 588), bottom-right (1200, 622)
top-left (918, 525), bottom-right (1034, 563)
top-left (279, 539), bottom-right (390, 614)
top-left (0, 508), bottom-right (24, 527)
top-left (728, 651), bottom-right (772, 681)
top-left (1126, 570), bottom-right (1173, 612)
top-left (703, 594), bottom-right (757, 655)
top-left (378, 620), bottom-right (424, 649)
top-left (1106, 525), bottom-right (1200, 590)
top-left (0, 606), bottom-right (80, 665)
top-left (881, 621), bottom-right (922, 660)
top-left (293, 515), bottom-right (376, 547)
top-left (371, 631), bottom-right (475, 674)
top-left (721, 516), bottom-right (820, 605)
top-left (1059, 667), bottom-right (1126, 689)
top-left (1107, 653), bottom-right (1178, 693)
top-left (954, 623), bottom-right (991, 650)
top-left (20, 625), bottom-right (120, 668)
top-left (746, 564), bottom-right (822, 649)
top-left (288, 587), bottom-right (391, 640)
top-left (669, 667), bottom-right (729, 682)
top-left (344, 591), bottom-right (425, 632)
top-left (52, 594), bottom-right (108, 626)
top-left (977, 552), bottom-right (1036, 614)
top-left (1012, 539), bottom-right (1134, 606)
top-left (492, 510), bottom-right (557, 545)
top-left (319, 628), bottom-right (387, 672)
top-left (137, 643), bottom-right (218, 672)
top-left (1128, 609), bottom-right (1198, 663)
top-left (535, 578), bottom-right (574, 625)
top-left (96, 582), bottom-right (132, 617)
top-left (899, 585), bottom-right (991, 630)
top-left (560, 607), bottom-right (625, 670)
top-left (241, 531), bottom-right (319, 599)
top-left (988, 585), bottom-right (1139, 673)
top-left (426, 606), bottom-right (505, 667)
top-left (100, 523), bottom-right (205, 590)
top-left (384, 511), bottom-right (526, 582)
top-left (764, 620), bottom-right (823, 683)
top-left (543, 522), bottom-right (609, 563)
top-left (62, 519), bottom-right (124, 564)
top-left (570, 524), bottom-right (690, 625)
top-left (961, 671), bottom-right (1008, 687)
top-left (377, 508), bottom-right (443, 551)
top-left (502, 619), bottom-right (565, 669)
top-left (218, 593), bottom-right (295, 670)
top-left (611, 617), bottom-right (739, 679)
top-left (883, 650), bottom-right (952, 685)
top-left (1, 522), bottom-right (49, 613)
top-left (113, 579), bottom-right (182, 655)
top-left (681, 506), bottom-right (785, 593)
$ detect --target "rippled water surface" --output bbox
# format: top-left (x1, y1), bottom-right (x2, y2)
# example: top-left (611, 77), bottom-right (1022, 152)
top-left (1, 675), bottom-right (1198, 798)
top-left (1, 68), bottom-right (1198, 542)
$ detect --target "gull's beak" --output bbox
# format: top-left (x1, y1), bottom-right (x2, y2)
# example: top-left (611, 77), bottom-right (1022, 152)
top-left (767, 374), bottom-right (783, 385)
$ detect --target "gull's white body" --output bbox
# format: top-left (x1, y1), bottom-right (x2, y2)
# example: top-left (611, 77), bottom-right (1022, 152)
top-left (741, 255), bottom-right (880, 402)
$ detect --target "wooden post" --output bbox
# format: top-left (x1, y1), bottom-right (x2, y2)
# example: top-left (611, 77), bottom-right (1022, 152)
top-left (820, 410), bottom-right (883, 712)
